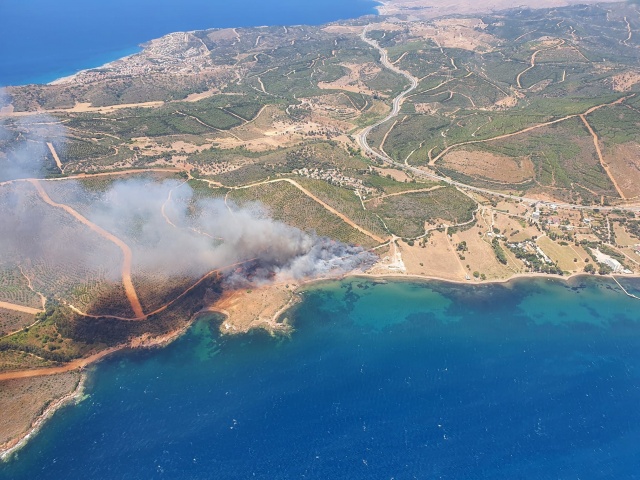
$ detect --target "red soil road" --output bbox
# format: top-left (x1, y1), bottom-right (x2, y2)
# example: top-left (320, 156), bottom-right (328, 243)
top-left (28, 179), bottom-right (145, 318)
top-left (0, 347), bottom-right (122, 381)
top-left (46, 142), bottom-right (63, 173)
top-left (0, 259), bottom-right (257, 380)
top-left (233, 178), bottom-right (386, 243)
top-left (579, 114), bottom-right (626, 199)
top-left (66, 258), bottom-right (258, 321)
top-left (515, 41), bottom-right (565, 89)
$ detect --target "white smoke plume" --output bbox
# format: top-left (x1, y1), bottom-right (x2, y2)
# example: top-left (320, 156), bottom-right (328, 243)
top-left (86, 178), bottom-right (376, 285)
top-left (0, 93), bottom-right (65, 182)
top-left (1, 108), bottom-right (375, 292)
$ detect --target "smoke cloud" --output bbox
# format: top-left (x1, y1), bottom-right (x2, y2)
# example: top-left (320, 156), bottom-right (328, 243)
top-left (0, 112), bottom-right (375, 295)
top-left (0, 93), bottom-right (65, 182)
top-left (87, 178), bottom-right (376, 285)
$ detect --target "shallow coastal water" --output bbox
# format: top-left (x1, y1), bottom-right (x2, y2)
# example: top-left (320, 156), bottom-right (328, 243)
top-left (0, 0), bottom-right (378, 86)
top-left (1, 276), bottom-right (640, 479)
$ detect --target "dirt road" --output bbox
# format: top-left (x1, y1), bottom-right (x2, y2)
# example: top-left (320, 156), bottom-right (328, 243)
top-left (0, 302), bottom-right (42, 315)
top-left (28, 179), bottom-right (145, 318)
top-left (234, 178), bottom-right (386, 243)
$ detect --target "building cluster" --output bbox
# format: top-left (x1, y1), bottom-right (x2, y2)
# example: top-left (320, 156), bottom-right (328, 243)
top-left (292, 168), bottom-right (375, 196)
top-left (593, 249), bottom-right (624, 273)
top-left (61, 32), bottom-right (218, 85)
top-left (506, 239), bottom-right (554, 266)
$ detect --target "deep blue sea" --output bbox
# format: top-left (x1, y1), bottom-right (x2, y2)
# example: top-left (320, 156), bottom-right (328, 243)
top-left (1, 276), bottom-right (640, 479)
top-left (0, 0), bottom-right (378, 86)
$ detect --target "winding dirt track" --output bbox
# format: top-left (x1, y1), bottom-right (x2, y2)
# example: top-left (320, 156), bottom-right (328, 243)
top-left (28, 179), bottom-right (145, 318)
top-left (160, 180), bottom-right (188, 228)
top-left (0, 347), bottom-right (122, 381)
top-left (356, 25), bottom-right (640, 212)
top-left (579, 114), bottom-right (626, 199)
top-left (516, 40), bottom-right (565, 89)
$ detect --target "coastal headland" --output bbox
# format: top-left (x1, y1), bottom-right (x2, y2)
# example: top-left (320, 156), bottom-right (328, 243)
top-left (2, 0), bottom-right (640, 460)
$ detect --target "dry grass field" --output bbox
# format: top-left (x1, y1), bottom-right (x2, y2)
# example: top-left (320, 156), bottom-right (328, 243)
top-left (605, 143), bottom-right (640, 199)
top-left (441, 149), bottom-right (535, 184)
top-left (0, 372), bottom-right (81, 451)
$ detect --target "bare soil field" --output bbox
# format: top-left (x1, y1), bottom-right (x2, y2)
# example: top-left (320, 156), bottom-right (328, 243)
top-left (508, 224), bottom-right (544, 243)
top-left (613, 223), bottom-right (639, 247)
top-left (204, 283), bottom-right (297, 334)
top-left (0, 101), bottom-right (164, 118)
top-left (621, 247), bottom-right (640, 264)
top-left (373, 166), bottom-right (412, 182)
top-left (213, 104), bottom-right (350, 152)
top-left (491, 210), bottom-right (525, 236)
top-left (321, 26), bottom-right (364, 35)
top-left (318, 63), bottom-right (382, 96)
top-left (605, 142), bottom-right (640, 199)
top-left (410, 18), bottom-right (498, 52)
top-left (399, 231), bottom-right (469, 281)
top-left (130, 137), bottom-right (212, 158)
top-left (610, 71), bottom-right (640, 92)
top-left (537, 236), bottom-right (587, 272)
top-left (0, 309), bottom-right (37, 337)
top-left (441, 149), bottom-right (535, 184)
top-left (453, 226), bottom-right (514, 279)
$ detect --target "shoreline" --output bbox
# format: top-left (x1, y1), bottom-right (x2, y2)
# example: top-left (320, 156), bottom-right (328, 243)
top-left (0, 373), bottom-right (87, 462)
top-left (351, 270), bottom-right (640, 288)
top-left (18, 0), bottom-right (610, 88)
top-left (0, 315), bottom-right (206, 461)
top-left (293, 268), bottom-right (640, 293)
top-left (32, 2), bottom-right (382, 87)
top-left (1, 269), bottom-right (637, 378)
top-left (47, 51), bottom-right (141, 86)
top-left (5, 0), bottom-right (619, 87)
top-left (0, 269), bottom-right (637, 461)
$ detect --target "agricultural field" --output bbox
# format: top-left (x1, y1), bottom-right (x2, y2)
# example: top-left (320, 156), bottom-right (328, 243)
top-left (368, 186), bottom-right (477, 238)
top-left (0, 310), bottom-right (37, 338)
top-left (294, 177), bottom-right (389, 238)
top-left (227, 180), bottom-right (380, 248)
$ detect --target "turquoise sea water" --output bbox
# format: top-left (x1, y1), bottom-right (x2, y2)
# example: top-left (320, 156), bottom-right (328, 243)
top-left (0, 0), bottom-right (378, 86)
top-left (1, 276), bottom-right (640, 479)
